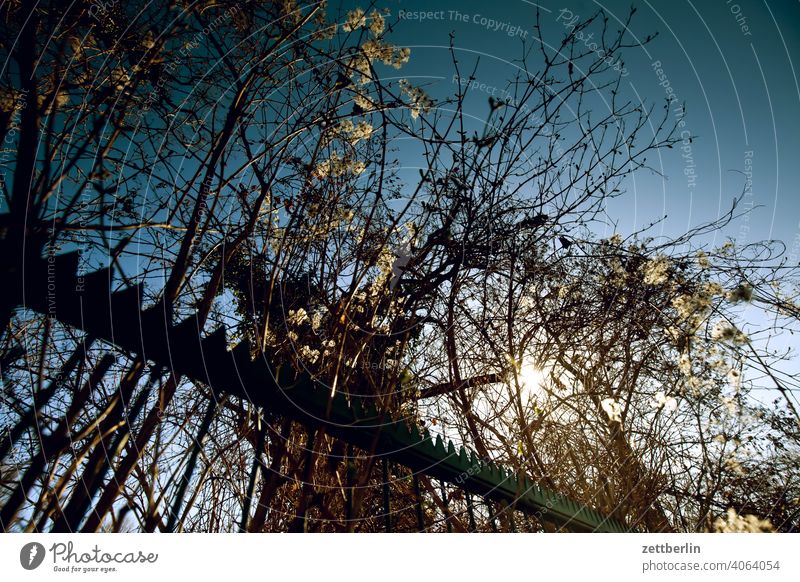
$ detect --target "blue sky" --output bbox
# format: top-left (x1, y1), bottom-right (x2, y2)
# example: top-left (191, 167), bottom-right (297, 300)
top-left (378, 0), bottom-right (800, 250)
top-left (353, 0), bottom-right (800, 401)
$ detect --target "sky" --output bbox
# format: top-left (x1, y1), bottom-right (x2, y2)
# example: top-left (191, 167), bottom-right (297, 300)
top-left (374, 0), bottom-right (800, 252)
top-left (354, 0), bottom-right (800, 402)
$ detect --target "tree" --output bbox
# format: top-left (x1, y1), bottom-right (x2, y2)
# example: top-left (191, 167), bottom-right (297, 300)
top-left (1, 1), bottom-right (797, 532)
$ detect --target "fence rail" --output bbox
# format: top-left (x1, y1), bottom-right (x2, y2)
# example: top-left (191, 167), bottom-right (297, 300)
top-left (7, 249), bottom-right (628, 532)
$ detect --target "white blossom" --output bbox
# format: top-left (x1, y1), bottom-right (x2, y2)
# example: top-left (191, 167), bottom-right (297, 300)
top-left (349, 121), bottom-right (374, 143)
top-left (712, 508), bottom-right (773, 533)
top-left (300, 345), bottom-right (321, 364)
top-left (672, 287), bottom-right (715, 330)
top-left (726, 283), bottom-right (753, 303)
top-left (678, 353), bottom-right (692, 376)
top-left (287, 308), bottom-right (309, 326)
top-left (718, 241), bottom-right (735, 255)
top-left (109, 66), bottom-right (130, 91)
top-left (601, 398), bottom-right (622, 423)
top-left (723, 456), bottom-right (746, 476)
top-left (653, 391), bottom-right (677, 412)
top-left (314, 151), bottom-right (367, 178)
top-left (720, 395), bottom-right (738, 415)
top-left (605, 257), bottom-right (626, 287)
top-left (353, 91), bottom-right (377, 112)
top-left (342, 8), bottom-right (366, 32)
top-left (642, 255), bottom-right (671, 285)
top-left (331, 119), bottom-right (374, 145)
top-left (368, 9), bottom-right (386, 36)
top-left (398, 79), bottom-right (433, 119)
top-left (711, 321), bottom-right (748, 345)
top-left (696, 250), bottom-right (711, 269)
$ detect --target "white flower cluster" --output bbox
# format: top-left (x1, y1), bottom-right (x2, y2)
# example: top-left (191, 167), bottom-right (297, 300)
top-left (726, 283), bottom-right (753, 303)
top-left (377, 245), bottom-right (396, 275)
top-left (342, 8), bottom-right (367, 32)
top-left (720, 395), bottom-right (738, 415)
top-left (311, 4), bottom-right (338, 41)
top-left (652, 391), bottom-right (677, 412)
top-left (342, 8), bottom-right (388, 37)
top-left (678, 353), bottom-right (692, 376)
top-left (723, 455), bottom-right (746, 476)
top-left (727, 367), bottom-right (742, 388)
top-left (330, 119), bottom-right (374, 145)
top-left (713, 508), bottom-right (773, 533)
top-left (642, 255), bottom-right (671, 285)
top-left (287, 308), bottom-right (310, 326)
top-left (347, 40), bottom-right (409, 85)
top-left (601, 398), bottom-right (622, 423)
top-left (718, 241), bottom-right (735, 256)
top-left (605, 257), bottom-right (627, 288)
top-left (398, 79), bottom-right (434, 119)
top-left (109, 66), bottom-right (131, 92)
top-left (364, 245), bottom-right (398, 294)
top-left (349, 54), bottom-right (372, 83)
top-left (321, 338), bottom-right (336, 357)
top-left (682, 375), bottom-right (709, 398)
top-left (280, 0), bottom-right (302, 23)
top-left (671, 282), bottom-right (722, 332)
top-left (369, 9), bottom-right (386, 36)
top-left (710, 321), bottom-right (748, 345)
top-left (696, 249), bottom-right (711, 269)
top-left (349, 120), bottom-right (374, 143)
top-left (362, 40), bottom-right (411, 69)
top-left (300, 345), bottom-right (321, 363)
top-left (672, 292), bottom-right (711, 326)
top-left (353, 90), bottom-right (377, 112)
top-left (314, 151), bottom-right (366, 178)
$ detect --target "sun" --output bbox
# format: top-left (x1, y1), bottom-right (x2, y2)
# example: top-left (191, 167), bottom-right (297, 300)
top-left (519, 361), bottom-right (546, 401)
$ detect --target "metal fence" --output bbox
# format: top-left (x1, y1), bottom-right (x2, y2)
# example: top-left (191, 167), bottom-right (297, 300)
top-left (3, 250), bottom-right (628, 532)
